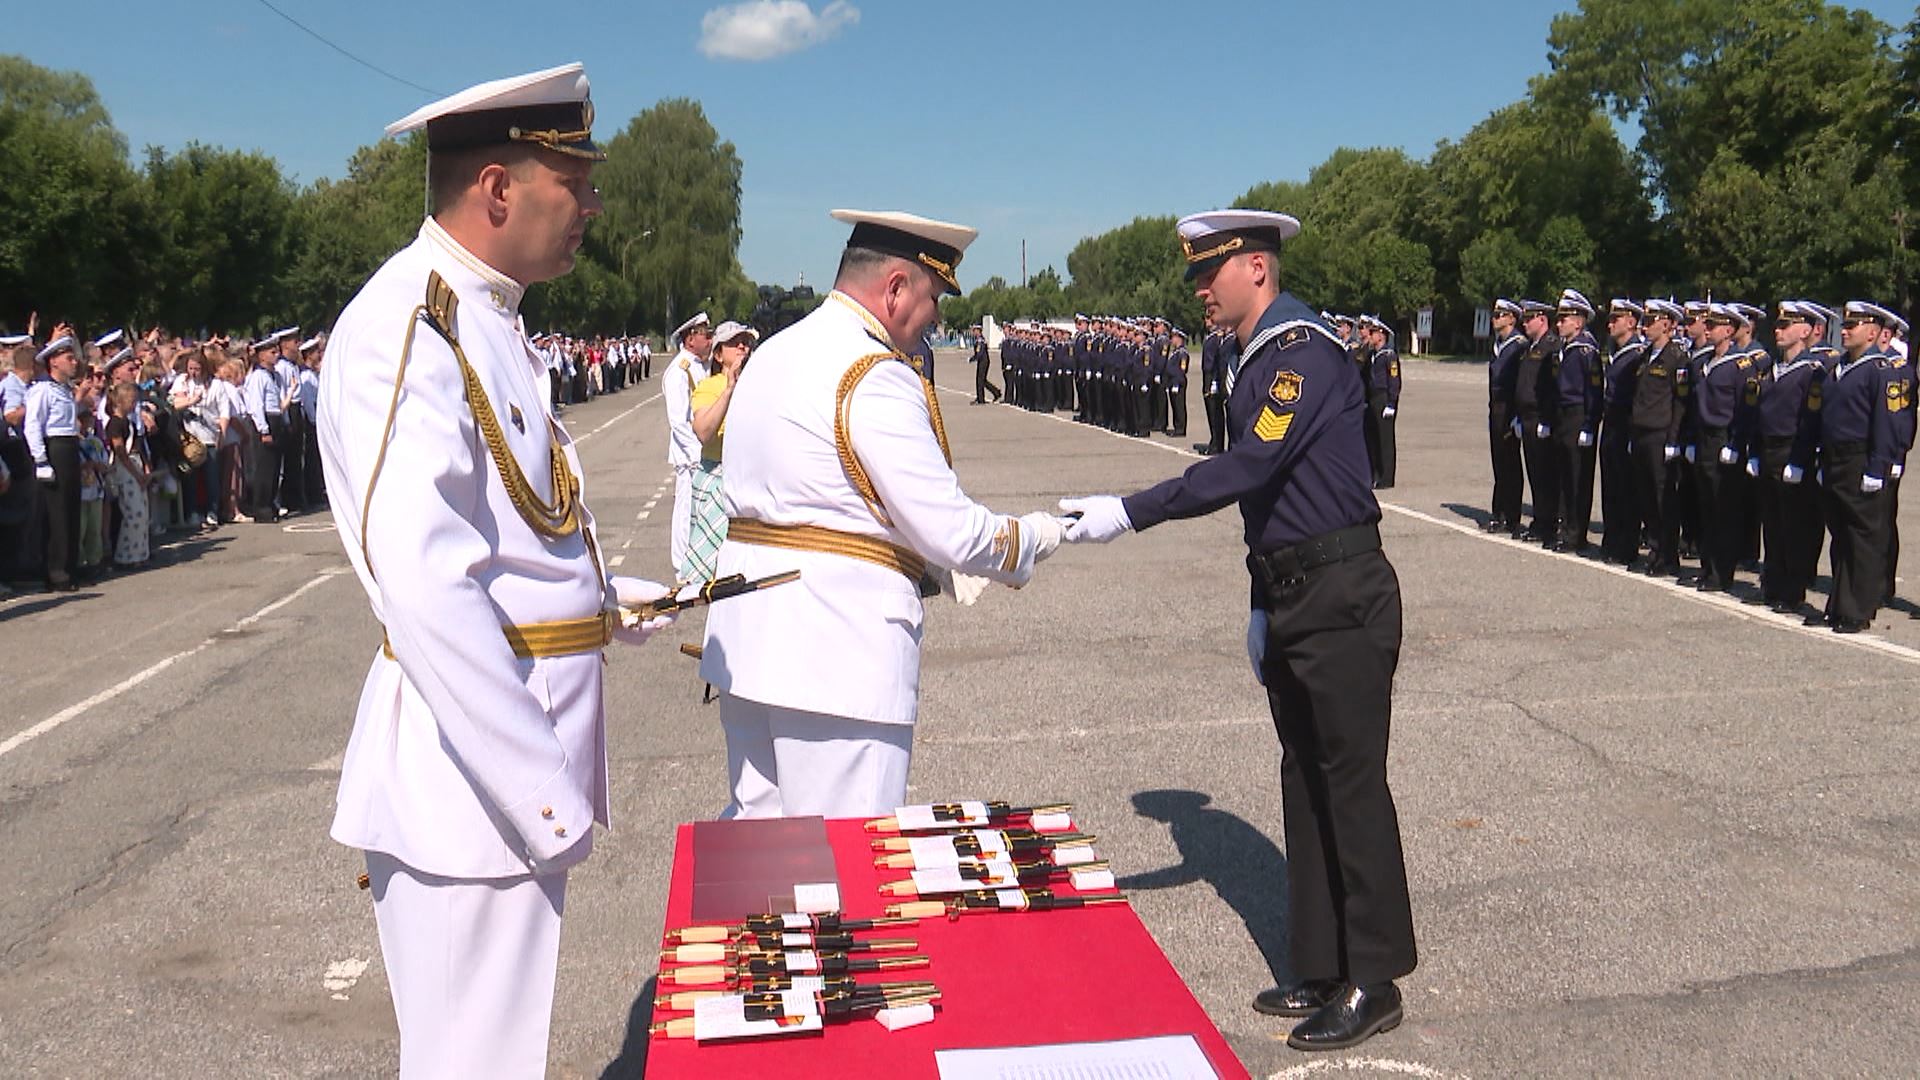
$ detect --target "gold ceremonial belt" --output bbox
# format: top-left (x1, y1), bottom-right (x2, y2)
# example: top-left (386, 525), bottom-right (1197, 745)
top-left (727, 519), bottom-right (925, 584)
top-left (382, 610), bottom-right (615, 661)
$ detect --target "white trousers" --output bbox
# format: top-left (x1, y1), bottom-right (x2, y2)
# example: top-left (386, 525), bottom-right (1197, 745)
top-left (670, 465), bottom-right (694, 582)
top-left (365, 851), bottom-right (568, 1080)
top-left (719, 694), bottom-right (914, 819)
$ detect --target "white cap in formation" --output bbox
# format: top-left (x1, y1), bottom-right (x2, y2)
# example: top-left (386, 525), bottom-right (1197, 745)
top-left (104, 347), bottom-right (135, 371)
top-left (831, 209), bottom-right (978, 296)
top-left (35, 335), bottom-right (76, 363)
top-left (386, 62), bottom-right (604, 161)
top-left (1644, 299), bottom-right (1685, 321)
top-left (1556, 289), bottom-right (1595, 318)
top-left (1175, 209), bottom-right (1301, 282)
top-left (93, 328), bottom-right (125, 350)
top-left (0, 334), bottom-right (30, 347)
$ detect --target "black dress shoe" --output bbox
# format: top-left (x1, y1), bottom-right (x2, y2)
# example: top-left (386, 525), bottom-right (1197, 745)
top-left (1288, 981), bottom-right (1404, 1051)
top-left (1833, 618), bottom-right (1869, 635)
top-left (1252, 978), bottom-right (1345, 1018)
top-left (1804, 612), bottom-right (1830, 627)
top-left (1544, 539), bottom-right (1568, 553)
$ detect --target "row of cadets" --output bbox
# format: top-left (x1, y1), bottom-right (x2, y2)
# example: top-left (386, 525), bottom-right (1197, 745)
top-left (1490, 291), bottom-right (1605, 551)
top-left (1198, 322), bottom-right (1236, 454)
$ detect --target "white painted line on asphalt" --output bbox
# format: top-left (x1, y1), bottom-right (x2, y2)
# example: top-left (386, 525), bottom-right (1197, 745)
top-left (0, 567), bottom-right (351, 760)
top-left (637, 511), bottom-right (651, 521)
top-left (282, 521), bottom-right (334, 533)
top-left (322, 957), bottom-right (370, 1001)
top-left (573, 390), bottom-right (662, 444)
top-left (643, 499), bottom-right (659, 510)
top-left (621, 539), bottom-right (633, 550)
top-left (609, 555), bottom-right (625, 567)
top-left (1268, 1058), bottom-right (1464, 1079)
top-left (941, 381), bottom-right (1920, 667)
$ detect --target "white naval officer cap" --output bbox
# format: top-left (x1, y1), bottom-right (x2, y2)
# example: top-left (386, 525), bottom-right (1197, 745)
top-left (1609, 298), bottom-right (1645, 319)
top-left (1707, 302), bottom-right (1748, 329)
top-left (1644, 299), bottom-right (1685, 322)
top-left (830, 209), bottom-right (978, 296)
top-left (1176, 209), bottom-right (1300, 282)
top-left (386, 62), bottom-right (605, 161)
top-left (0, 334), bottom-right (31, 347)
top-left (1492, 299), bottom-right (1524, 318)
top-left (1844, 301), bottom-right (1898, 326)
top-left (298, 335), bottom-right (322, 353)
top-left (672, 312), bottom-right (711, 343)
top-left (1727, 303), bottom-right (1764, 325)
top-left (35, 335), bottom-right (76, 363)
top-left (271, 325), bottom-right (300, 342)
top-left (93, 328), bottom-right (125, 350)
top-left (1556, 289), bottom-right (1596, 318)
top-left (104, 346), bottom-right (135, 372)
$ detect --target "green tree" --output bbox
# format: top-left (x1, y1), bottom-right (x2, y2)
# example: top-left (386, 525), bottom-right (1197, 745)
top-left (282, 136), bottom-right (429, 330)
top-left (596, 98), bottom-right (744, 335)
top-left (1533, 215), bottom-right (1597, 298)
top-left (1459, 229), bottom-right (1536, 305)
top-left (144, 143), bottom-right (296, 332)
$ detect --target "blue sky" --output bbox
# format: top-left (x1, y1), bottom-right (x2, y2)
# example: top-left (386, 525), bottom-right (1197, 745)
top-left (11, 0), bottom-right (1916, 295)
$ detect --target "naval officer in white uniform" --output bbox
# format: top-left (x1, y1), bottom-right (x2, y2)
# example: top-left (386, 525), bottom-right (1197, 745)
top-left (701, 209), bottom-right (1066, 818)
top-left (663, 312), bottom-right (712, 582)
top-left (316, 63), bottom-right (673, 1079)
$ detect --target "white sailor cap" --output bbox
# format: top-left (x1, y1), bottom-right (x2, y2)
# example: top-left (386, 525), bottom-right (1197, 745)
top-left (1728, 303), bottom-right (1764, 325)
top-left (34, 335), bottom-right (76, 363)
top-left (1176, 209), bottom-right (1300, 282)
top-left (1358, 314), bottom-right (1389, 333)
top-left (1844, 301), bottom-right (1897, 326)
top-left (1796, 301), bottom-right (1837, 324)
top-left (1074, 313), bottom-right (1089, 321)
top-left (251, 334), bottom-right (278, 351)
top-left (298, 336), bottom-right (322, 353)
top-left (0, 334), bottom-right (30, 348)
top-left (386, 62), bottom-right (604, 161)
top-left (1556, 289), bottom-right (1596, 318)
top-left (1521, 299), bottom-right (1555, 317)
top-left (1492, 299), bottom-right (1524, 318)
top-left (1609, 298), bottom-right (1645, 319)
top-left (104, 346), bottom-right (135, 371)
top-left (673, 313), bottom-right (711, 343)
top-left (1684, 300), bottom-right (1712, 318)
top-left (93, 328), bottom-right (125, 350)
top-left (1644, 299), bottom-right (1686, 321)
top-left (711, 320), bottom-right (759, 345)
top-left (830, 209), bottom-right (978, 295)
top-left (1708, 302), bottom-right (1748, 329)
top-left (271, 326), bottom-right (300, 342)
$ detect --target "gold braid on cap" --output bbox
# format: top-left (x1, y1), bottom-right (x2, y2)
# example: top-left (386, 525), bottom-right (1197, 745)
top-left (834, 351), bottom-right (953, 528)
top-left (917, 251), bottom-right (958, 289)
top-left (1182, 234), bottom-right (1244, 265)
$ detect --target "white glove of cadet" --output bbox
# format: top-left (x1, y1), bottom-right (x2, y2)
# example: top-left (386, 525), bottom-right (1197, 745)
top-left (1664, 444), bottom-right (1680, 462)
top-left (1685, 445), bottom-right (1698, 464)
top-left (34, 462), bottom-right (53, 481)
top-left (1895, 463), bottom-right (1906, 480)
top-left (1745, 457), bottom-right (1761, 478)
top-left (1577, 430), bottom-right (1593, 448)
top-left (1058, 496), bottom-right (1133, 544)
top-left (1019, 510), bottom-right (1066, 563)
top-left (1536, 423), bottom-right (1551, 438)
top-left (1382, 406), bottom-right (1396, 418)
top-left (1863, 474), bottom-right (1885, 494)
top-left (610, 576), bottom-right (675, 645)
top-left (1782, 464), bottom-right (1804, 485)
top-left (1246, 609), bottom-right (1269, 686)
top-left (1511, 418), bottom-right (1523, 439)
top-left (1718, 445), bottom-right (1738, 465)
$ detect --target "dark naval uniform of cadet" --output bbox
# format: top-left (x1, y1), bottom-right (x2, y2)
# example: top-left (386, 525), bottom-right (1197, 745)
top-left (1752, 329), bottom-right (1826, 609)
top-left (1486, 318), bottom-right (1526, 532)
top-left (1201, 329), bottom-right (1228, 453)
top-left (1367, 339), bottom-right (1400, 489)
top-left (1120, 290), bottom-right (1417, 1002)
top-left (1599, 326), bottom-right (1646, 562)
top-left (1628, 313), bottom-right (1688, 574)
top-left (1817, 339), bottom-right (1895, 629)
top-left (971, 336), bottom-right (1000, 403)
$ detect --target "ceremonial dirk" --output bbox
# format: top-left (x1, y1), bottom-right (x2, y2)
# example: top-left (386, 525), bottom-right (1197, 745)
top-left (878, 861), bottom-right (1108, 897)
top-left (864, 801), bottom-right (1072, 834)
top-left (659, 953), bottom-right (929, 987)
top-left (886, 889), bottom-right (1131, 919)
top-left (869, 829), bottom-right (1097, 854)
top-left (655, 978), bottom-right (937, 1013)
top-left (659, 937), bottom-right (918, 965)
top-left (621, 570), bottom-right (801, 622)
top-left (660, 971), bottom-right (924, 998)
top-left (663, 912), bottom-right (917, 945)
top-left (874, 843), bottom-right (1100, 871)
top-left (647, 989), bottom-right (941, 1038)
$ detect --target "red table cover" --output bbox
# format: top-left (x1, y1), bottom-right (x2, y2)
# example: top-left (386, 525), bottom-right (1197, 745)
top-left (643, 819), bottom-right (1250, 1078)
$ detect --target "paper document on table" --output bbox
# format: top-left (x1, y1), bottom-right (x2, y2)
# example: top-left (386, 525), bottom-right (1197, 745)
top-left (934, 1034), bottom-right (1217, 1079)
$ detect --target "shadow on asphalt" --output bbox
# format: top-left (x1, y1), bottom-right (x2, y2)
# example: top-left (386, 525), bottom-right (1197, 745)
top-left (1117, 789), bottom-right (1292, 983)
top-left (601, 974), bottom-right (658, 1079)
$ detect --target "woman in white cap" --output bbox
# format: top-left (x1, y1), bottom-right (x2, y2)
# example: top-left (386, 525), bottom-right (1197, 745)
top-left (684, 320), bottom-right (758, 583)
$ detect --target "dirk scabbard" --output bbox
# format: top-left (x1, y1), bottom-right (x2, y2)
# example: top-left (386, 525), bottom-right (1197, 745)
top-left (622, 570), bottom-right (801, 622)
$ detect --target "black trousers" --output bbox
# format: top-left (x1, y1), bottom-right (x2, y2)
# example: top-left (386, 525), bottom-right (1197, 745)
top-left (1056, 371), bottom-right (1075, 413)
top-left (1167, 384), bottom-right (1187, 436)
top-left (1488, 406), bottom-right (1523, 526)
top-left (1520, 411), bottom-right (1558, 534)
top-left (280, 406), bottom-right (309, 511)
top-left (1598, 415), bottom-right (1637, 558)
top-left (40, 435), bottom-right (80, 584)
top-left (1150, 381), bottom-right (1168, 432)
top-left (248, 416), bottom-right (285, 519)
top-left (1256, 550), bottom-right (1417, 986)
top-left (1693, 429), bottom-right (1744, 586)
top-left (1369, 394), bottom-right (1397, 488)
top-left (1630, 431), bottom-right (1680, 568)
top-left (1553, 408), bottom-right (1594, 545)
top-left (1204, 388), bottom-right (1227, 453)
top-left (1133, 385), bottom-right (1152, 436)
top-left (1758, 438), bottom-right (1822, 606)
top-left (302, 415), bottom-right (327, 508)
top-left (1888, 474), bottom-right (1903, 603)
top-left (0, 438), bottom-right (43, 580)
top-left (973, 362), bottom-right (1000, 403)
top-left (1822, 442), bottom-right (1889, 623)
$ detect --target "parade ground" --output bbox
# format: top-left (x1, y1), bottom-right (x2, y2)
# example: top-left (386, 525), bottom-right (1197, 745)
top-left (3, 350), bottom-right (1917, 1079)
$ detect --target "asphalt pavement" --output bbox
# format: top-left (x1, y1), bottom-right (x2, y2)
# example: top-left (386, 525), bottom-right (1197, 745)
top-left (2, 350), bottom-right (1915, 1079)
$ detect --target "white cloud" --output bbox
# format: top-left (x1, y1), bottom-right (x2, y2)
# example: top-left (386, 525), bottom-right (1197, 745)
top-left (698, 0), bottom-right (859, 62)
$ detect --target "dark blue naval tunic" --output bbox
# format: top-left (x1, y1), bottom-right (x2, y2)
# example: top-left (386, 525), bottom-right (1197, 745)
top-left (1122, 292), bottom-right (1379, 553)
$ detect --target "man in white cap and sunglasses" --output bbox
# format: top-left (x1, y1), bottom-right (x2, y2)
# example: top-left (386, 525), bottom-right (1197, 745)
top-left (316, 63), bottom-right (675, 1078)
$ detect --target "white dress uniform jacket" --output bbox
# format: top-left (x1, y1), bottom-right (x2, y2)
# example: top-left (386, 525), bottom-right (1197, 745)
top-left (663, 347), bottom-right (708, 469)
top-left (319, 218), bottom-right (612, 879)
top-left (701, 291), bottom-right (1047, 725)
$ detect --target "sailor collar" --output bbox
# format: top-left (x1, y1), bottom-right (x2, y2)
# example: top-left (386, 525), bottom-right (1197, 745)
top-left (422, 217), bottom-right (527, 316)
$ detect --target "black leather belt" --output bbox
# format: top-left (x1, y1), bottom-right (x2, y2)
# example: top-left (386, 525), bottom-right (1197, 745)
top-left (1248, 522), bottom-right (1382, 590)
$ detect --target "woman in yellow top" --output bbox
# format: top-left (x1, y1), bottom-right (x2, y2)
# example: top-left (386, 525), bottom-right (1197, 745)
top-left (684, 321), bottom-right (758, 583)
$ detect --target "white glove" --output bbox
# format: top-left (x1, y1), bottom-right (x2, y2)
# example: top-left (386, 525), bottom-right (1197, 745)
top-left (610, 576), bottom-right (674, 645)
top-left (34, 462), bottom-right (53, 481)
top-left (1153, 377), bottom-right (1162, 385)
top-left (1782, 464), bottom-right (1804, 484)
top-left (1685, 445), bottom-right (1698, 464)
top-left (1511, 418), bottom-right (1523, 438)
top-left (1664, 444), bottom-right (1679, 462)
top-left (1718, 445), bottom-right (1738, 465)
top-left (1895, 463), bottom-right (1905, 480)
top-left (951, 571), bottom-right (989, 606)
top-left (1536, 423), bottom-right (1550, 438)
top-left (1741, 457), bottom-right (1758, 477)
top-left (1577, 430), bottom-right (1593, 448)
top-left (1058, 496), bottom-right (1133, 544)
top-left (1018, 511), bottom-right (1066, 563)
top-left (1382, 406), bottom-right (1396, 418)
top-left (1863, 475), bottom-right (1885, 494)
top-left (1246, 609), bottom-right (1268, 686)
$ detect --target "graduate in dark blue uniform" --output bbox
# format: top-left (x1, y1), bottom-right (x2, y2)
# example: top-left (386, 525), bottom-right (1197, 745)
top-left (1164, 327), bottom-right (1190, 437)
top-left (1688, 304), bottom-right (1761, 590)
top-left (1598, 299), bottom-right (1647, 563)
top-left (1061, 210), bottom-right (1415, 1053)
top-left (1816, 301), bottom-right (1904, 631)
top-left (1200, 325), bottom-right (1229, 453)
top-left (1551, 290), bottom-right (1603, 551)
top-left (1630, 300), bottom-right (1691, 575)
top-left (1751, 302), bottom-right (1828, 612)
top-left (1485, 300), bottom-right (1528, 532)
